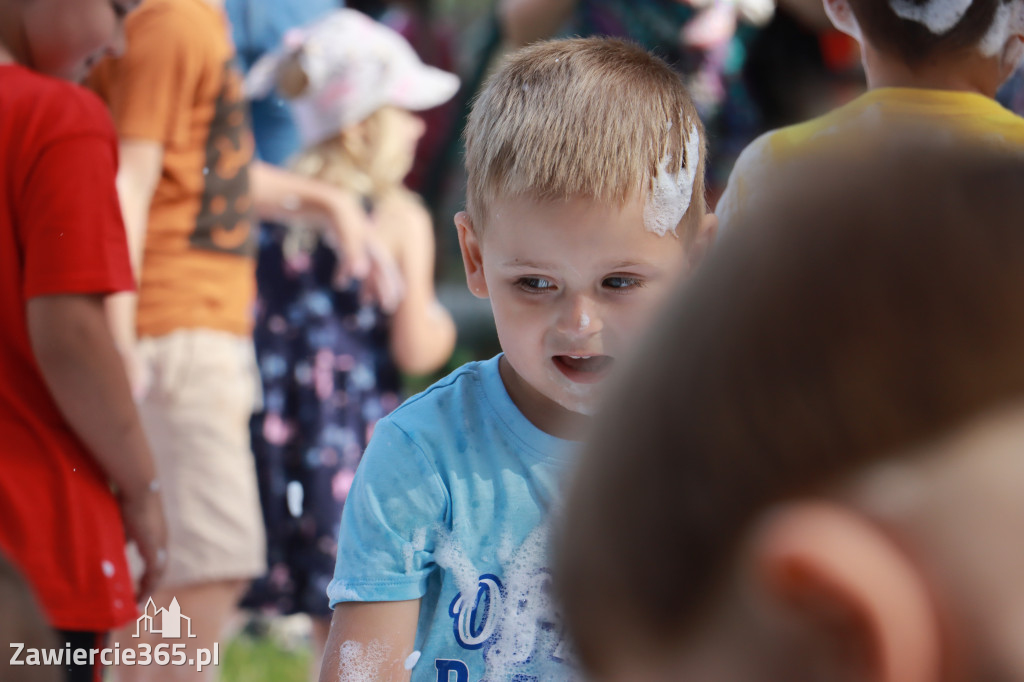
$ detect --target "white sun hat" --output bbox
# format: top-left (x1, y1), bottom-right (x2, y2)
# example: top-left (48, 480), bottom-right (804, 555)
top-left (245, 8), bottom-right (461, 147)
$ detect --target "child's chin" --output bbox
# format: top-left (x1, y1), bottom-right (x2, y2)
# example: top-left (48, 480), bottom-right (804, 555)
top-left (554, 391), bottom-right (601, 417)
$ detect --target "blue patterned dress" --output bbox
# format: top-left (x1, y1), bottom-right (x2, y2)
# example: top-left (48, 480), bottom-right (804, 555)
top-left (228, 0), bottom-right (402, 616)
top-left (247, 223), bottom-right (401, 616)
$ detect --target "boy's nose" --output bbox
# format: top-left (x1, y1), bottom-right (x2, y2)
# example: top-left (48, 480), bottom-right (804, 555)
top-left (556, 295), bottom-right (602, 338)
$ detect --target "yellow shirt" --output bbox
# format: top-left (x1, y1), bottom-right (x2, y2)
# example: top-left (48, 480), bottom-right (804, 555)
top-left (717, 88), bottom-right (1024, 229)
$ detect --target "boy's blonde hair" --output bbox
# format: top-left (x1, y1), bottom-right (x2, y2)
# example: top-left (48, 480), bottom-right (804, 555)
top-left (464, 38), bottom-right (707, 243)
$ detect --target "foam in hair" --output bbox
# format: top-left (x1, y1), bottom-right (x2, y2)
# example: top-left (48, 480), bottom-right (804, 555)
top-left (644, 123), bottom-right (701, 237)
top-left (888, 0), bottom-right (973, 34)
top-left (887, 0), bottom-right (1024, 56)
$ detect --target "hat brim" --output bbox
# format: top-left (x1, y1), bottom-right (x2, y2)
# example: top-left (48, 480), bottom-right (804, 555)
top-left (387, 64), bottom-right (460, 113)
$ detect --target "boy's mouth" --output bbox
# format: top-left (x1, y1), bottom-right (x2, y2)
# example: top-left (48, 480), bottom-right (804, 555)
top-left (553, 355), bottom-right (614, 384)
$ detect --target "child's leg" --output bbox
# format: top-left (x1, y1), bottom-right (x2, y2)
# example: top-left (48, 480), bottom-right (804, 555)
top-left (56, 631), bottom-right (107, 682)
top-left (110, 580), bottom-right (247, 682)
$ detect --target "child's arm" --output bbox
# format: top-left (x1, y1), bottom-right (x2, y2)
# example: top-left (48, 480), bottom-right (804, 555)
top-left (108, 139), bottom-right (163, 397)
top-left (385, 198), bottom-right (456, 376)
top-left (26, 293), bottom-right (167, 598)
top-left (249, 161), bottom-right (406, 312)
top-left (319, 600), bottom-right (421, 682)
top-left (250, 160), bottom-right (371, 279)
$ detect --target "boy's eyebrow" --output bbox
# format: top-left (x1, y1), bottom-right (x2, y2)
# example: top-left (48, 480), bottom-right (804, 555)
top-left (500, 259), bottom-right (558, 269)
top-left (499, 259), bottom-right (655, 270)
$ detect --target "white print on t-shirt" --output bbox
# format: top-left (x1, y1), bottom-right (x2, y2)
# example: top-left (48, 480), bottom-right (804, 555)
top-left (435, 523), bottom-right (573, 679)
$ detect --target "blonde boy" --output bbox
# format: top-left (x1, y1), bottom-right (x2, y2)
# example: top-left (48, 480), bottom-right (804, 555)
top-left (320, 38), bottom-right (715, 681)
top-left (717, 0), bottom-right (1024, 227)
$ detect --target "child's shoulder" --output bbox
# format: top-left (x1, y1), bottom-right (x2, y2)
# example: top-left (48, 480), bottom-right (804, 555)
top-left (1, 66), bottom-right (115, 143)
top-left (373, 189), bottom-right (431, 255)
top-left (384, 357), bottom-right (499, 430)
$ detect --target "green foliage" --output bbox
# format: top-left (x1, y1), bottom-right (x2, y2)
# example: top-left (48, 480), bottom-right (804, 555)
top-left (221, 633), bottom-right (311, 682)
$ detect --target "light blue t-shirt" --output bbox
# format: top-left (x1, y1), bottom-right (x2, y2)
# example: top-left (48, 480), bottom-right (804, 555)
top-left (328, 355), bottom-right (578, 681)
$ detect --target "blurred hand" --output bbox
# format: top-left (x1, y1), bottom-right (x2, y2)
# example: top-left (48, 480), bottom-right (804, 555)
top-left (355, 233), bottom-right (406, 314)
top-left (681, 2), bottom-right (738, 50)
top-left (119, 342), bottom-right (151, 402)
top-left (120, 484), bottom-right (168, 604)
top-left (325, 190), bottom-right (373, 283)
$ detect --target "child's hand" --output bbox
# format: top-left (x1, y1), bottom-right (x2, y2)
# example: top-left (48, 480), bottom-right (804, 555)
top-left (356, 234), bottom-right (406, 314)
top-left (119, 483), bottom-right (168, 604)
top-left (119, 342), bottom-right (151, 403)
top-left (325, 191), bottom-right (374, 284)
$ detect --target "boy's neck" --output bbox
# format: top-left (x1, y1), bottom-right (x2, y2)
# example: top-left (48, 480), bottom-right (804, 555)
top-left (863, 45), bottom-right (1003, 99)
top-left (497, 356), bottom-right (590, 441)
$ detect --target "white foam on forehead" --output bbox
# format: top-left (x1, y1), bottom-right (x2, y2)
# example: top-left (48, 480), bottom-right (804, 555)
top-left (643, 122), bottom-right (701, 237)
top-left (889, 0), bottom-right (973, 34)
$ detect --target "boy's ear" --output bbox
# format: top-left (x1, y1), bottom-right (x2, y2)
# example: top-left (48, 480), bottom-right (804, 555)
top-left (455, 211), bottom-right (489, 299)
top-left (823, 0), bottom-right (863, 40)
top-left (752, 501), bottom-right (941, 682)
top-left (999, 36), bottom-right (1024, 83)
top-left (686, 213), bottom-right (718, 270)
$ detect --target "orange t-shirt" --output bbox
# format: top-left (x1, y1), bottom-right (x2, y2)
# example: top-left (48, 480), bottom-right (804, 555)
top-left (89, 0), bottom-right (256, 337)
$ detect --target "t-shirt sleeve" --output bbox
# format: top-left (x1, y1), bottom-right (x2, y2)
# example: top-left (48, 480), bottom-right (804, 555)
top-left (95, 8), bottom-right (203, 146)
top-left (328, 418), bottom-right (449, 606)
top-left (18, 131), bottom-right (134, 299)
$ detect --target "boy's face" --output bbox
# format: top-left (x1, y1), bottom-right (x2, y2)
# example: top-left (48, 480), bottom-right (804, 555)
top-left (457, 196), bottom-right (695, 432)
top-left (21, 0), bottom-right (138, 81)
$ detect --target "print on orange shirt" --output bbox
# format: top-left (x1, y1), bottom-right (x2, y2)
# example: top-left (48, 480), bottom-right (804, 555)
top-left (193, 62), bottom-right (256, 257)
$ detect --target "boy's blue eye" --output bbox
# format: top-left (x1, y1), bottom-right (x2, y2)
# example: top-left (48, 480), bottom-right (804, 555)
top-left (604, 276), bottom-right (643, 290)
top-left (516, 277), bottom-right (555, 292)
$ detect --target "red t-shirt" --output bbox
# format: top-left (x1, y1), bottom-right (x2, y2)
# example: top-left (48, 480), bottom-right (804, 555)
top-left (0, 64), bottom-right (137, 631)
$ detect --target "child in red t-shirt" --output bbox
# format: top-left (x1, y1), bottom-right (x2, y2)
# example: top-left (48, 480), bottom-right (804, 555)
top-left (0, 0), bottom-right (167, 680)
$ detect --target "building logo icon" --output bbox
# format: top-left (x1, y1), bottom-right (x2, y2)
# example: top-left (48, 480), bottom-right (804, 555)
top-left (134, 597), bottom-right (197, 639)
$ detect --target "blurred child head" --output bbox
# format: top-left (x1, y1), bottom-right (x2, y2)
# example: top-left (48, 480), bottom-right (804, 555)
top-left (0, 0), bottom-right (137, 81)
top-left (555, 145), bottom-right (1024, 682)
top-left (824, 0), bottom-right (1024, 87)
top-left (244, 8), bottom-right (459, 196)
top-left (457, 38), bottom-right (714, 434)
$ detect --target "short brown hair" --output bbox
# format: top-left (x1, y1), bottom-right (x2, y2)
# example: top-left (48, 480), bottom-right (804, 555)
top-left (555, 145), bottom-right (1024, 673)
top-left (848, 0), bottom-right (1014, 65)
top-left (464, 38), bottom-right (706, 242)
